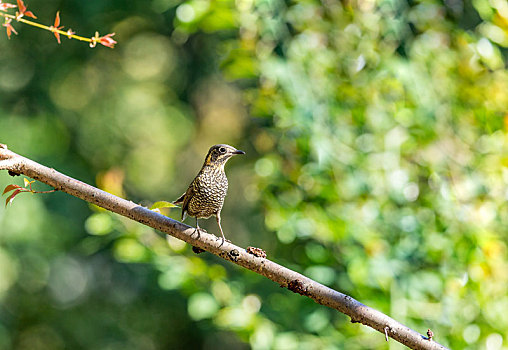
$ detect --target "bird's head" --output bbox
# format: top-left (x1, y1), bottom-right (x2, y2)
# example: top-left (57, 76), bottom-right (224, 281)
top-left (204, 144), bottom-right (245, 167)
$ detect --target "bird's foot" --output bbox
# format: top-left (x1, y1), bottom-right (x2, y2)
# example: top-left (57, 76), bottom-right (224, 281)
top-left (215, 236), bottom-right (231, 247)
top-left (191, 227), bottom-right (201, 238)
top-left (191, 227), bottom-right (209, 238)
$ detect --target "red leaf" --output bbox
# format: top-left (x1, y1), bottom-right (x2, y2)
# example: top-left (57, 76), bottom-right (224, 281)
top-left (15, 0), bottom-right (36, 19)
top-left (0, 3), bottom-right (16, 11)
top-left (24, 10), bottom-right (36, 18)
top-left (54, 11), bottom-right (60, 27)
top-left (5, 189), bottom-right (21, 207)
top-left (2, 184), bottom-right (22, 195)
top-left (16, 0), bottom-right (25, 13)
top-left (51, 11), bottom-right (62, 43)
top-left (2, 19), bottom-right (17, 39)
top-left (98, 33), bottom-right (116, 48)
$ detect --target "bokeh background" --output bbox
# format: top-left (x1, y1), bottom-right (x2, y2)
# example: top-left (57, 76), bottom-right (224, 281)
top-left (0, 0), bottom-right (508, 349)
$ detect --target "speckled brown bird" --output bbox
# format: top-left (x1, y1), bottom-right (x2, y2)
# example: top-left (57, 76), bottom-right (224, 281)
top-left (174, 144), bottom-right (245, 243)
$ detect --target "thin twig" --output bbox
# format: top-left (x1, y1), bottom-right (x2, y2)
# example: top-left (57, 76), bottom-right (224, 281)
top-left (0, 12), bottom-right (90, 43)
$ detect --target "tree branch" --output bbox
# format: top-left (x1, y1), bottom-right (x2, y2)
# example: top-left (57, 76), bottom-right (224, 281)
top-left (0, 144), bottom-right (449, 350)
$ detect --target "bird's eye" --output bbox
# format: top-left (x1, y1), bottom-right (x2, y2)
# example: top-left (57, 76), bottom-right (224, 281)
top-left (219, 147), bottom-right (226, 154)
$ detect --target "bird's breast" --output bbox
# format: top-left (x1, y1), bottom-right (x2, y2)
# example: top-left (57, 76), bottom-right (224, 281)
top-left (186, 169), bottom-right (228, 218)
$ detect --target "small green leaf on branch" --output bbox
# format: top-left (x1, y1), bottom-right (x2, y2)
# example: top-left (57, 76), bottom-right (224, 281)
top-left (150, 201), bottom-right (178, 211)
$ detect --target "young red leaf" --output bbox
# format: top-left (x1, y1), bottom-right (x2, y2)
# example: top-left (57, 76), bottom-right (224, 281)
top-left (3, 18), bottom-right (17, 39)
top-left (24, 9), bottom-right (36, 18)
top-left (98, 33), bottom-right (116, 48)
top-left (54, 10), bottom-right (60, 27)
top-left (51, 11), bottom-right (63, 44)
top-left (53, 29), bottom-right (60, 44)
top-left (0, 3), bottom-right (16, 11)
top-left (2, 184), bottom-right (22, 195)
top-left (16, 0), bottom-right (36, 19)
top-left (5, 189), bottom-right (21, 207)
top-left (16, 0), bottom-right (25, 13)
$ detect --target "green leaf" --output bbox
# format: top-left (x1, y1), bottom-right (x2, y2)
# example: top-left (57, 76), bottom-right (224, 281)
top-left (150, 201), bottom-right (178, 210)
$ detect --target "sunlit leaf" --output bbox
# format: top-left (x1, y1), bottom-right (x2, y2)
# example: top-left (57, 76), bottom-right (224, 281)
top-left (150, 201), bottom-right (178, 210)
top-left (23, 178), bottom-right (35, 187)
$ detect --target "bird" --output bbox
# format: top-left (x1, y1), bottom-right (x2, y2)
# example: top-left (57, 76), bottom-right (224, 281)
top-left (174, 144), bottom-right (245, 244)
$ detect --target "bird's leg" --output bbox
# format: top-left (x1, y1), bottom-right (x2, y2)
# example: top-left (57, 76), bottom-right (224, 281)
top-left (189, 218), bottom-right (203, 254)
top-left (216, 212), bottom-right (227, 246)
top-left (192, 218), bottom-right (201, 238)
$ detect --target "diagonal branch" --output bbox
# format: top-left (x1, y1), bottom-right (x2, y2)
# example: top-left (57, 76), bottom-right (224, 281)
top-left (0, 144), bottom-right (449, 350)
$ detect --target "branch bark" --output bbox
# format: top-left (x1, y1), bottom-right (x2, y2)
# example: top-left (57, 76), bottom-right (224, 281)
top-left (0, 144), bottom-right (449, 350)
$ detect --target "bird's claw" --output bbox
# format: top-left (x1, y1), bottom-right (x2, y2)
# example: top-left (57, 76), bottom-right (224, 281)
top-left (191, 227), bottom-right (201, 238)
top-left (216, 236), bottom-right (231, 247)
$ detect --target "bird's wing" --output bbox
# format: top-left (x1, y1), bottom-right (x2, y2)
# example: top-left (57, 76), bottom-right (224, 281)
top-left (174, 182), bottom-right (195, 221)
top-left (173, 192), bottom-right (186, 205)
top-left (181, 188), bottom-right (194, 220)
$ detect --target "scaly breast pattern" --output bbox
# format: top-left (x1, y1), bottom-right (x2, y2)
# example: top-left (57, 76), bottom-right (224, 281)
top-left (186, 166), bottom-right (228, 219)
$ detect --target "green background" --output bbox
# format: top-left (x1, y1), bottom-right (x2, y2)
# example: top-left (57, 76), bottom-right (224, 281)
top-left (1, 0), bottom-right (508, 348)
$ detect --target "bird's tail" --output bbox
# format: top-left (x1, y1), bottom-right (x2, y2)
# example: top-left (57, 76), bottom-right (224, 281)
top-left (173, 193), bottom-right (187, 221)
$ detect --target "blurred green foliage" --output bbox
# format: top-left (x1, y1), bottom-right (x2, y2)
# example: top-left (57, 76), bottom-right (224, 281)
top-left (1, 0), bottom-right (508, 349)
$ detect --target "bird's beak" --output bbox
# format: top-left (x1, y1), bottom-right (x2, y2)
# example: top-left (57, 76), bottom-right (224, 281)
top-left (232, 149), bottom-right (245, 155)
